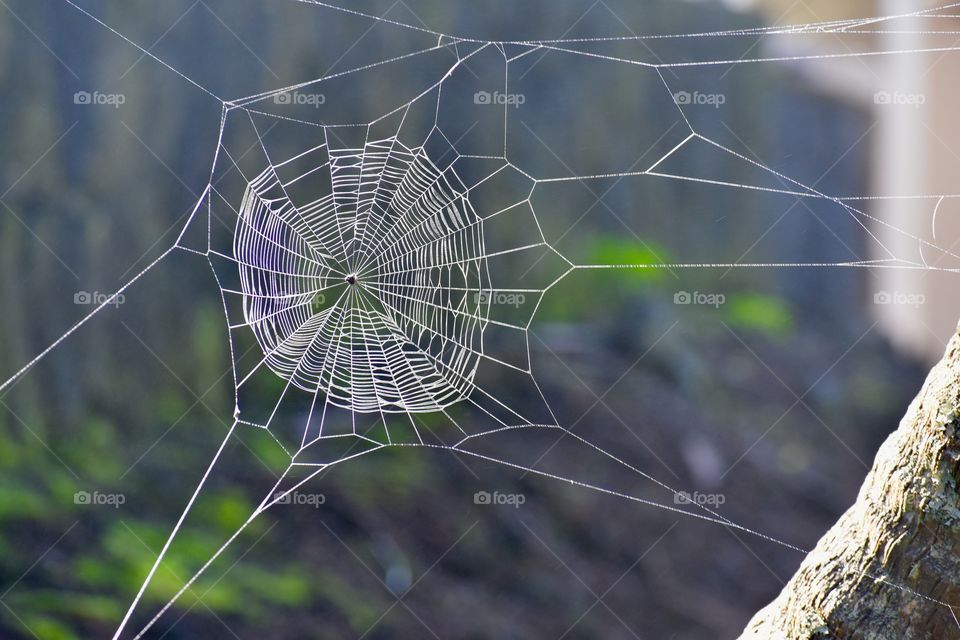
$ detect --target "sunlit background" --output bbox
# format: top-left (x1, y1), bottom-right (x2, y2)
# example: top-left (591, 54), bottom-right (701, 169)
top-left (0, 1), bottom-right (958, 638)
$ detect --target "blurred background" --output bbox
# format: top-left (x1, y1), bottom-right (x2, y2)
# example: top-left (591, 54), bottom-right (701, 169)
top-left (0, 0), bottom-right (958, 638)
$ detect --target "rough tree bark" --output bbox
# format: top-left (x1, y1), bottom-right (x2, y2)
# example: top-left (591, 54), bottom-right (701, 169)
top-left (739, 325), bottom-right (960, 639)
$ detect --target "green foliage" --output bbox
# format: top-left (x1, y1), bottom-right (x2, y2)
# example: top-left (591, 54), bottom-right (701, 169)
top-left (0, 477), bottom-right (50, 520)
top-left (5, 590), bottom-right (121, 623)
top-left (234, 426), bottom-right (293, 473)
top-left (538, 236), bottom-right (672, 322)
top-left (61, 417), bottom-right (123, 483)
top-left (14, 615), bottom-right (76, 640)
top-left (73, 555), bottom-right (115, 590)
top-left (314, 570), bottom-right (384, 632)
top-left (95, 517), bottom-right (309, 618)
top-left (725, 294), bottom-right (793, 337)
top-left (343, 446), bottom-right (426, 506)
top-left (375, 447), bottom-right (427, 497)
top-left (190, 303), bottom-right (230, 393)
top-left (154, 387), bottom-right (192, 426)
top-left (209, 490), bottom-right (255, 531)
top-left (0, 422), bottom-right (15, 467)
top-left (251, 365), bottom-right (292, 402)
top-left (586, 236), bottom-right (671, 284)
top-left (232, 566), bottom-right (311, 607)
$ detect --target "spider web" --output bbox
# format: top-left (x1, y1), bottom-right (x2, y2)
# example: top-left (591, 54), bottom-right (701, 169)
top-left (5, 1), bottom-right (960, 637)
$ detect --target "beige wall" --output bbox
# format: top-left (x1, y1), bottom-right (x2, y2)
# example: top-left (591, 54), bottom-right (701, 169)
top-left (748, 0), bottom-right (926, 24)
top-left (738, 0), bottom-right (960, 361)
top-left (898, 24), bottom-right (960, 359)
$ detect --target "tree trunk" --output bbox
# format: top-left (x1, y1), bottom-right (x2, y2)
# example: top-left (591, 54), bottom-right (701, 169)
top-left (739, 325), bottom-right (960, 639)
